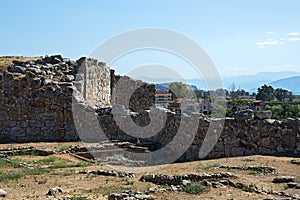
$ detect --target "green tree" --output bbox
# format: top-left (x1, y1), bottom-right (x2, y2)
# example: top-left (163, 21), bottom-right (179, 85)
top-left (256, 84), bottom-right (275, 101)
top-left (274, 88), bottom-right (293, 102)
top-left (169, 82), bottom-right (191, 99)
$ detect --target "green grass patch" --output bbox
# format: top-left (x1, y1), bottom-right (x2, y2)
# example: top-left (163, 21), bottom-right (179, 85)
top-left (198, 163), bottom-right (220, 170)
top-left (62, 169), bottom-right (76, 176)
top-left (247, 166), bottom-right (264, 175)
top-left (0, 172), bottom-right (24, 181)
top-left (11, 150), bottom-right (39, 157)
top-left (37, 178), bottom-right (48, 184)
top-left (51, 161), bottom-right (90, 169)
top-left (37, 156), bottom-right (57, 164)
top-left (35, 157), bottom-right (90, 169)
top-left (248, 169), bottom-right (258, 175)
top-left (23, 168), bottom-right (51, 175)
top-left (161, 184), bottom-right (172, 189)
top-left (241, 183), bottom-right (257, 193)
top-left (0, 157), bottom-right (8, 166)
top-left (10, 158), bottom-right (23, 168)
top-left (59, 145), bottom-right (71, 152)
top-left (182, 183), bottom-right (210, 194)
top-left (126, 179), bottom-right (134, 185)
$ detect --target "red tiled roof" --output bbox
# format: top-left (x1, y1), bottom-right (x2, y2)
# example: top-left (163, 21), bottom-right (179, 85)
top-left (155, 91), bottom-right (172, 94)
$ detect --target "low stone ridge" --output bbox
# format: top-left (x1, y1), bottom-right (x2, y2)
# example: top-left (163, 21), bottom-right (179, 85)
top-left (140, 176), bottom-right (300, 199)
top-left (108, 190), bottom-right (154, 200)
top-left (0, 147), bottom-right (55, 157)
top-left (234, 109), bottom-right (254, 121)
top-left (219, 165), bottom-right (276, 174)
top-left (291, 159), bottom-right (300, 165)
top-left (140, 172), bottom-right (236, 185)
top-left (264, 199), bottom-right (293, 200)
top-left (46, 187), bottom-right (62, 196)
top-left (80, 169), bottom-right (135, 178)
top-left (287, 183), bottom-right (300, 189)
top-left (273, 176), bottom-right (295, 183)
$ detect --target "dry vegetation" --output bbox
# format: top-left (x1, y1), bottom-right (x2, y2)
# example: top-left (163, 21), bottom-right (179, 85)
top-left (0, 142), bottom-right (299, 200)
top-left (0, 56), bottom-right (41, 73)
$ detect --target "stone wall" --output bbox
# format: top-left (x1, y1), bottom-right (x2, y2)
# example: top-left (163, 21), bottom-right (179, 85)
top-left (0, 56), bottom-right (155, 143)
top-left (75, 58), bottom-right (111, 106)
top-left (97, 108), bottom-right (300, 161)
top-left (0, 55), bottom-right (79, 143)
top-left (0, 55), bottom-right (299, 162)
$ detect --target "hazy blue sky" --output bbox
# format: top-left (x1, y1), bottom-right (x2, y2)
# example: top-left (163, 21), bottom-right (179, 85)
top-left (1, 0), bottom-right (300, 78)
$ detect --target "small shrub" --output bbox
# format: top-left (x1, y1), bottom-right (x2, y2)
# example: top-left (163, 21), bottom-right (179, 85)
top-left (182, 183), bottom-right (209, 194)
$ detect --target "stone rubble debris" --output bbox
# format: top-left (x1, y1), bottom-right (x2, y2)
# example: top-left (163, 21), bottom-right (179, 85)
top-left (46, 187), bottom-right (63, 196)
top-left (108, 190), bottom-right (154, 200)
top-left (273, 176), bottom-right (295, 183)
top-left (80, 169), bottom-right (135, 178)
top-left (140, 172), bottom-right (236, 185)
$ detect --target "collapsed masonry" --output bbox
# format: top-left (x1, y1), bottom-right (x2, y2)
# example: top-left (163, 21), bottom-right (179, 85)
top-left (0, 55), bottom-right (155, 143)
top-left (0, 55), bottom-right (299, 162)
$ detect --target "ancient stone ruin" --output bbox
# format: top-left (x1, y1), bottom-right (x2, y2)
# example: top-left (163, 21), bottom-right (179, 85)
top-left (0, 55), bottom-right (299, 162)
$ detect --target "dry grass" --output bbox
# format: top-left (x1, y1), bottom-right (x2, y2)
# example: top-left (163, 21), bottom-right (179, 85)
top-left (0, 56), bottom-right (42, 73)
top-left (0, 142), bottom-right (299, 199)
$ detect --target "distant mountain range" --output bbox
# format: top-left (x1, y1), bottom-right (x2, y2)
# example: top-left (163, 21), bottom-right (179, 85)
top-left (269, 76), bottom-right (300, 95)
top-left (137, 71), bottom-right (300, 95)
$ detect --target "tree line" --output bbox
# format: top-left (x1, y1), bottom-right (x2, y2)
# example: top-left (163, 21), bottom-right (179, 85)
top-left (167, 82), bottom-right (293, 102)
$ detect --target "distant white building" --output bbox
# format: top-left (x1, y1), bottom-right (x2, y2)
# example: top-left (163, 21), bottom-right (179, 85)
top-left (168, 98), bottom-right (200, 114)
top-left (155, 91), bottom-right (172, 108)
top-left (199, 101), bottom-right (213, 115)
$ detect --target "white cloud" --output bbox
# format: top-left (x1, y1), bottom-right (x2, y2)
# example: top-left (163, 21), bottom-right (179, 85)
top-left (255, 32), bottom-right (300, 48)
top-left (255, 40), bottom-right (278, 46)
top-left (288, 37), bottom-right (300, 41)
top-left (288, 32), bottom-right (299, 36)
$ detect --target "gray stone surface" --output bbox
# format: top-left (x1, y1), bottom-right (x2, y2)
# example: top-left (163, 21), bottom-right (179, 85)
top-left (0, 189), bottom-right (7, 197)
top-left (273, 176), bottom-right (295, 183)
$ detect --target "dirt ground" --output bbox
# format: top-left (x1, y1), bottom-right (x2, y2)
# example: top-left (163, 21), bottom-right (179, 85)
top-left (0, 142), bottom-right (299, 200)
